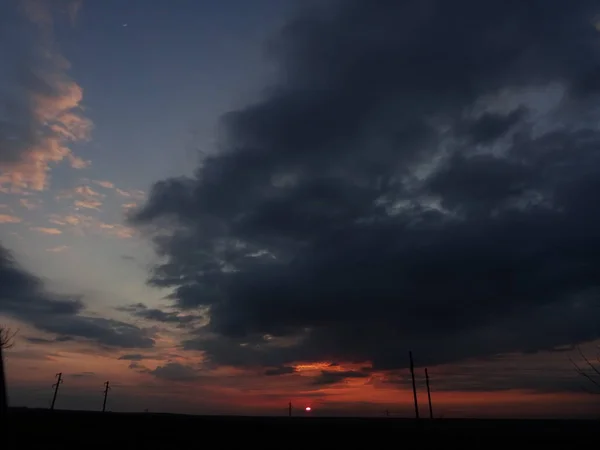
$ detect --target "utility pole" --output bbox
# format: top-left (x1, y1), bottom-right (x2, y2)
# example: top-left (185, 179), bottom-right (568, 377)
top-left (288, 401), bottom-right (292, 417)
top-left (102, 381), bottom-right (110, 412)
top-left (425, 368), bottom-right (433, 419)
top-left (50, 372), bottom-right (63, 411)
top-left (409, 351), bottom-right (419, 420)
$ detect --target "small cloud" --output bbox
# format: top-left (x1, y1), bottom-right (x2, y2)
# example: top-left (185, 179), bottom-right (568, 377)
top-left (30, 227), bottom-right (62, 235)
top-left (116, 189), bottom-right (145, 200)
top-left (74, 199), bottom-right (102, 210)
top-left (48, 214), bottom-right (80, 226)
top-left (121, 203), bottom-right (137, 211)
top-left (0, 214), bottom-right (22, 224)
top-left (74, 185), bottom-right (103, 198)
top-left (68, 155), bottom-right (90, 169)
top-left (97, 222), bottom-right (134, 238)
top-left (115, 188), bottom-right (130, 197)
top-left (93, 180), bottom-right (115, 189)
top-left (19, 198), bottom-right (41, 210)
top-left (46, 245), bottom-right (68, 253)
top-left (128, 362), bottom-right (151, 373)
top-left (149, 363), bottom-right (200, 381)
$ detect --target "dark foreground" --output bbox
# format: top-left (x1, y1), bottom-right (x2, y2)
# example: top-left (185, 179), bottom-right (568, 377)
top-left (4, 408), bottom-right (599, 447)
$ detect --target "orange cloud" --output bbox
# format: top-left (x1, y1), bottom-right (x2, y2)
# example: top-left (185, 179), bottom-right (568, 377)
top-left (30, 226), bottom-right (62, 235)
top-left (0, 214), bottom-right (22, 224)
top-left (0, 0), bottom-right (92, 192)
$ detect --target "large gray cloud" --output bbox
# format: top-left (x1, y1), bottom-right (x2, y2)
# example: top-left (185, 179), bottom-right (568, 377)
top-left (0, 243), bottom-right (154, 349)
top-left (131, 0), bottom-right (600, 372)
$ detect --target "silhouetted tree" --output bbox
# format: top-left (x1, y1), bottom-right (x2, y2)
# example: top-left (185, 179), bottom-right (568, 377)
top-left (0, 327), bottom-right (17, 415)
top-left (570, 346), bottom-right (600, 394)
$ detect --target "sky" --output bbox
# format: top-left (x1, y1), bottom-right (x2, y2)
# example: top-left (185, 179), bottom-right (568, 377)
top-left (1, 0), bottom-right (600, 419)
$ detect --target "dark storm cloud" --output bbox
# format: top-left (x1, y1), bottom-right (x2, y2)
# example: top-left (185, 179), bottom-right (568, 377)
top-left (0, 243), bottom-right (155, 349)
top-left (117, 303), bottom-right (202, 327)
top-left (131, 0), bottom-right (600, 374)
top-left (118, 353), bottom-right (145, 361)
top-left (24, 336), bottom-right (74, 345)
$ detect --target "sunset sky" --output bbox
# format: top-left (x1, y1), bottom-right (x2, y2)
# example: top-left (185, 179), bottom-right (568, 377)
top-left (1, 0), bottom-right (600, 418)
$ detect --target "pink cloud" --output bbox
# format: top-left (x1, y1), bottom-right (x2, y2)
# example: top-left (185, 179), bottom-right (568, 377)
top-left (30, 226), bottom-right (62, 235)
top-left (0, 214), bottom-right (23, 224)
top-left (0, 0), bottom-right (92, 192)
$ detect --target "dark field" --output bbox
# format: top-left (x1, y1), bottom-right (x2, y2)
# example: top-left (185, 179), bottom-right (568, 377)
top-left (4, 408), bottom-right (599, 447)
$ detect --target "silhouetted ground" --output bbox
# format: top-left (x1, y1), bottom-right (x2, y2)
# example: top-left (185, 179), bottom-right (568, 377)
top-left (4, 407), bottom-right (598, 447)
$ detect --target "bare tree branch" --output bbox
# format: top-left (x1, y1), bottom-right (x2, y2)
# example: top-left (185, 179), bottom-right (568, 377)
top-left (570, 346), bottom-right (600, 393)
top-left (576, 346), bottom-right (600, 377)
top-left (0, 327), bottom-right (18, 349)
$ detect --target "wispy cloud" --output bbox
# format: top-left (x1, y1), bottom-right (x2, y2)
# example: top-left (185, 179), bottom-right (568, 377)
top-left (0, 214), bottom-right (22, 224)
top-left (74, 185), bottom-right (103, 198)
top-left (19, 197), bottom-right (41, 210)
top-left (92, 180), bottom-right (115, 189)
top-left (57, 184), bottom-right (105, 210)
top-left (80, 178), bottom-right (145, 203)
top-left (74, 199), bottom-right (102, 210)
top-left (121, 202), bottom-right (138, 212)
top-left (0, 0), bottom-right (92, 191)
top-left (30, 226), bottom-right (62, 235)
top-left (46, 245), bottom-right (68, 253)
top-left (116, 188), bottom-right (145, 200)
top-left (48, 213), bottom-right (135, 239)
